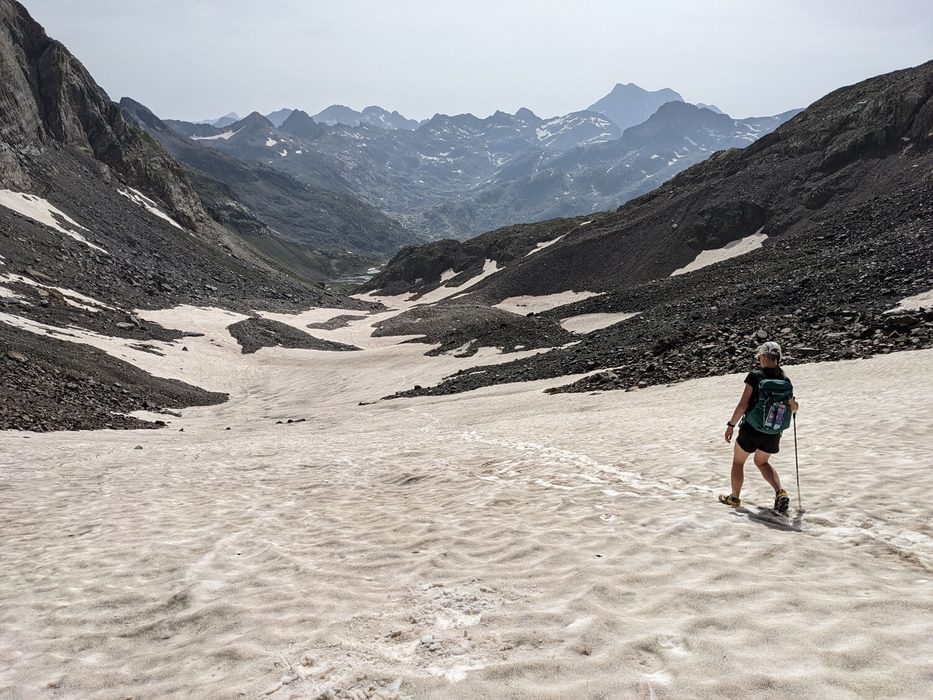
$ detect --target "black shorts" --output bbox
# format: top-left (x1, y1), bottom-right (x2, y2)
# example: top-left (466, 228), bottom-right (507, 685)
top-left (737, 424), bottom-right (781, 454)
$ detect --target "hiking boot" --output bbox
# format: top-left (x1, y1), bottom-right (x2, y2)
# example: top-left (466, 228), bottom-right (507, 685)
top-left (774, 489), bottom-right (790, 514)
top-left (718, 494), bottom-right (741, 507)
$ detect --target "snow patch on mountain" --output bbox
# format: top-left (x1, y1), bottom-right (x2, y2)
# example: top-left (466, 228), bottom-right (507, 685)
top-left (118, 188), bottom-right (185, 231)
top-left (495, 291), bottom-right (602, 315)
top-left (191, 129), bottom-right (241, 141)
top-left (0, 190), bottom-right (107, 252)
top-left (886, 287), bottom-right (933, 313)
top-left (670, 230), bottom-right (767, 276)
top-left (0, 272), bottom-right (117, 312)
top-left (526, 234), bottom-right (572, 257)
top-left (559, 311), bottom-right (641, 334)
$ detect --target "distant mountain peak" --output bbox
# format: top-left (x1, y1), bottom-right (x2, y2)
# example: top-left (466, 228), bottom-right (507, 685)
top-left (696, 103), bottom-right (725, 115)
top-left (231, 112), bottom-right (274, 130)
top-left (265, 108), bottom-right (295, 127)
top-left (279, 109), bottom-right (322, 139)
top-left (588, 84), bottom-right (685, 132)
top-left (197, 112), bottom-right (240, 128)
top-left (313, 104), bottom-right (419, 130)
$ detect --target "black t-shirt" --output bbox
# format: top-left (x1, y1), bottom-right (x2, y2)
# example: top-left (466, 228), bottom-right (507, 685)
top-left (743, 367), bottom-right (788, 423)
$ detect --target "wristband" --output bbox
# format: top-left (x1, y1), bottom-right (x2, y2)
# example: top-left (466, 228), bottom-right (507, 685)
top-left (726, 422), bottom-right (736, 428)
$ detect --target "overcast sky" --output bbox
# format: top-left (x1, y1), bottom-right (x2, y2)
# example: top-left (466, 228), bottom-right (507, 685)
top-left (21, 0), bottom-right (933, 122)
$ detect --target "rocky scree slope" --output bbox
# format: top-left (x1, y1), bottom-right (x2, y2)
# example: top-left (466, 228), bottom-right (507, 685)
top-left (0, 0), bottom-right (369, 431)
top-left (365, 62), bottom-right (933, 398)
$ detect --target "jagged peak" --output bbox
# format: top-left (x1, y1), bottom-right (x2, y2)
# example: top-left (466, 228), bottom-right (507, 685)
top-left (515, 107), bottom-right (539, 121)
top-left (284, 108), bottom-right (314, 122)
top-left (230, 111), bottom-right (274, 130)
top-left (118, 96), bottom-right (169, 132)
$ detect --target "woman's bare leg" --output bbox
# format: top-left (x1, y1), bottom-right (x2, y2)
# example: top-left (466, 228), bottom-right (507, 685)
top-left (731, 442), bottom-right (752, 498)
top-left (753, 450), bottom-right (782, 492)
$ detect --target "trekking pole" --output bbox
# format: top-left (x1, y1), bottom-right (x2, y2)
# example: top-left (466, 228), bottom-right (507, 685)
top-left (793, 413), bottom-right (802, 511)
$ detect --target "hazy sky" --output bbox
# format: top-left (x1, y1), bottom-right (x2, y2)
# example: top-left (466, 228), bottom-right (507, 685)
top-left (21, 0), bottom-right (933, 122)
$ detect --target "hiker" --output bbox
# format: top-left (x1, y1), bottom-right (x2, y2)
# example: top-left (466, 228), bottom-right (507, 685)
top-left (719, 341), bottom-right (798, 513)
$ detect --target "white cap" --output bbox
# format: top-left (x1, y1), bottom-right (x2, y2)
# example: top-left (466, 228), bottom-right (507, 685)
top-left (756, 341), bottom-right (782, 359)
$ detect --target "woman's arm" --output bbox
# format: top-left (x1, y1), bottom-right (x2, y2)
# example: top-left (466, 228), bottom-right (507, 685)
top-left (724, 384), bottom-right (754, 443)
top-left (789, 397), bottom-right (799, 414)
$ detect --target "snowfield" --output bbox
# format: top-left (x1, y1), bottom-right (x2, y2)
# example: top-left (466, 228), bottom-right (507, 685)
top-left (0, 294), bottom-right (931, 699)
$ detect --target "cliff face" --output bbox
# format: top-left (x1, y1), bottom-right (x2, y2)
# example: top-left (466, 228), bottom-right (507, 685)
top-left (0, 0), bottom-right (207, 228)
top-left (0, 0), bottom-right (371, 433)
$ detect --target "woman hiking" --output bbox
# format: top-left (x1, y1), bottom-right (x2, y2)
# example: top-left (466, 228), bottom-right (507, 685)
top-left (720, 341), bottom-right (798, 513)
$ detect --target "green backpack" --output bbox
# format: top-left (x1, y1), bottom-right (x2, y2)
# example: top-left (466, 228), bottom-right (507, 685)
top-left (743, 371), bottom-right (794, 435)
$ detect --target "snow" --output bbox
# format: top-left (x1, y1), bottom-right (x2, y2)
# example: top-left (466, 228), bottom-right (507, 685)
top-left (0, 190), bottom-right (107, 253)
top-left (0, 273), bottom-right (117, 312)
top-left (0, 297), bottom-right (929, 698)
top-left (495, 291), bottom-right (601, 315)
top-left (559, 311), bottom-right (640, 334)
top-left (279, 149), bottom-right (288, 157)
top-left (886, 287), bottom-right (933, 313)
top-left (525, 235), bottom-right (566, 257)
top-left (118, 188), bottom-right (185, 231)
top-left (190, 128), bottom-right (241, 141)
top-left (265, 138), bottom-right (278, 147)
top-left (0, 284), bottom-right (26, 301)
top-left (670, 230), bottom-right (767, 276)
top-left (416, 259), bottom-right (500, 304)
top-left (355, 260), bottom-right (502, 307)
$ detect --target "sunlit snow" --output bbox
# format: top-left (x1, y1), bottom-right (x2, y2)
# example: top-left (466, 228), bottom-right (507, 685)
top-left (118, 188), bottom-right (185, 230)
top-left (560, 311), bottom-right (640, 334)
top-left (191, 128), bottom-right (241, 141)
top-left (0, 190), bottom-right (107, 253)
top-left (0, 272), bottom-right (116, 312)
top-left (886, 287), bottom-right (933, 313)
top-left (495, 291), bottom-right (602, 315)
top-left (670, 230), bottom-right (767, 276)
top-left (525, 235), bottom-right (566, 257)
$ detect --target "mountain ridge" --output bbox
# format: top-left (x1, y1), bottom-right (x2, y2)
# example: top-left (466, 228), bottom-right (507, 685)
top-left (119, 97), bottom-right (423, 280)
top-left (359, 60), bottom-right (933, 398)
top-left (171, 94), bottom-right (797, 241)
